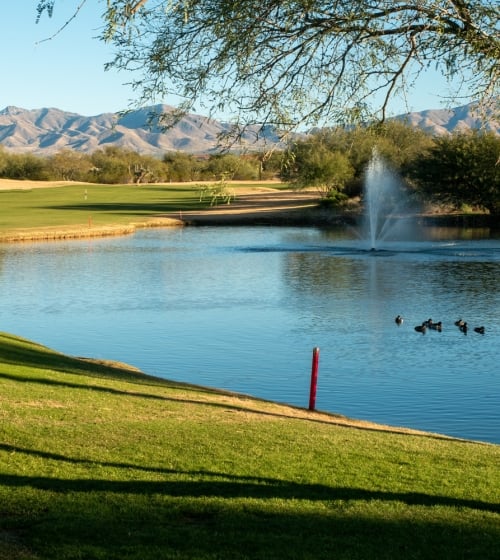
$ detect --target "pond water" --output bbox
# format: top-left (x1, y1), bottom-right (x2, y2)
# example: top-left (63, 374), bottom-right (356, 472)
top-left (1, 226), bottom-right (499, 444)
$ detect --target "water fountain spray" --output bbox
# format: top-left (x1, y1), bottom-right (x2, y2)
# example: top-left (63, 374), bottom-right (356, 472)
top-left (362, 148), bottom-right (417, 250)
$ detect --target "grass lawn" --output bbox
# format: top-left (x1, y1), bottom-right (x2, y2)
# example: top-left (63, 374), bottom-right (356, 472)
top-left (0, 332), bottom-right (499, 559)
top-left (0, 182), bottom-right (291, 237)
top-left (0, 183), bottom-right (210, 232)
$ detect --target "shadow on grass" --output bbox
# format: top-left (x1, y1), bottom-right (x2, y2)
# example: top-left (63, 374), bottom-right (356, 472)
top-left (0, 332), bottom-right (220, 395)
top-left (1, 471), bottom-right (499, 559)
top-left (44, 198), bottom-right (206, 216)
top-left (0, 369), bottom-right (471, 443)
top-left (0, 444), bottom-right (498, 515)
top-left (0, 370), bottom-right (235, 414)
top-left (0, 334), bottom-right (93, 365)
top-left (1, 359), bottom-right (485, 444)
top-left (0, 332), bottom-right (170, 383)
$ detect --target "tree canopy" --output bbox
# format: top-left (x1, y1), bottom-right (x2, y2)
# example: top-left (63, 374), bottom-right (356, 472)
top-left (410, 130), bottom-right (500, 214)
top-left (38, 1), bottom-right (499, 135)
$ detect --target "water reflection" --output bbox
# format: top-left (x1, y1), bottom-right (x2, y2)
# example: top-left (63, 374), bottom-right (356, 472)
top-left (423, 226), bottom-right (492, 240)
top-left (0, 226), bottom-right (499, 444)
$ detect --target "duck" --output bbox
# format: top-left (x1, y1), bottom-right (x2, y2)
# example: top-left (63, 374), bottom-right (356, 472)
top-left (423, 318), bottom-right (433, 328)
top-left (459, 322), bottom-right (468, 334)
top-left (474, 326), bottom-right (485, 335)
top-left (429, 321), bottom-right (442, 332)
top-left (414, 323), bottom-right (427, 334)
top-left (395, 315), bottom-right (403, 326)
top-left (454, 319), bottom-right (465, 327)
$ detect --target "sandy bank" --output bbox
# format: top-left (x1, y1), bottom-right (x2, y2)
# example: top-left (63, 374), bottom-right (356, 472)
top-left (0, 218), bottom-right (184, 243)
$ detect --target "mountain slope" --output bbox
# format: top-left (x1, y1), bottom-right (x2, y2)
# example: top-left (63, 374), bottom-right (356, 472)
top-left (0, 104), bottom-right (278, 156)
top-left (0, 102), bottom-right (498, 156)
top-left (399, 102), bottom-right (499, 136)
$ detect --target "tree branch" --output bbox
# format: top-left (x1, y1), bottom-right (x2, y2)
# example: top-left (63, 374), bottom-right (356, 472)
top-left (35, 0), bottom-right (88, 44)
top-left (129, 0), bottom-right (149, 15)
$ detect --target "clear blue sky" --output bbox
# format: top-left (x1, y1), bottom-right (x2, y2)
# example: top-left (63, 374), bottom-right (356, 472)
top-left (1, 1), bottom-right (467, 117)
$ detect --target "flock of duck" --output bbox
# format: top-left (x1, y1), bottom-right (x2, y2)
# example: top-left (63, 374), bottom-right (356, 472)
top-left (394, 315), bottom-right (485, 335)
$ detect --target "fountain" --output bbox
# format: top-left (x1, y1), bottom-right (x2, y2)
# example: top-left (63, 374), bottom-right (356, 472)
top-left (361, 148), bottom-right (419, 250)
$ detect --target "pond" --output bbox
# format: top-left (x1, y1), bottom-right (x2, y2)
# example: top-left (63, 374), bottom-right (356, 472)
top-left (1, 225), bottom-right (499, 444)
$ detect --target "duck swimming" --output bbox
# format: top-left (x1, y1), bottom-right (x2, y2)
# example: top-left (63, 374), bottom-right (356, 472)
top-left (474, 326), bottom-right (485, 335)
top-left (395, 315), bottom-right (403, 326)
top-left (454, 319), bottom-right (465, 327)
top-left (429, 321), bottom-right (442, 331)
top-left (459, 322), bottom-right (468, 334)
top-left (414, 323), bottom-right (427, 334)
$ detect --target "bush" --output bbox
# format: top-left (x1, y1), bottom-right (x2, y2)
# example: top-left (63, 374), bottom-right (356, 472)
top-left (410, 131), bottom-right (500, 215)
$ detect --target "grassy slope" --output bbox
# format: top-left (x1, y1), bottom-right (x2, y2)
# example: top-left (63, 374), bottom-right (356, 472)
top-left (0, 333), bottom-right (498, 560)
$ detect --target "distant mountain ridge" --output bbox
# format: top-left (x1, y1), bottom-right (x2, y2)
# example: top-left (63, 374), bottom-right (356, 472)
top-left (398, 102), bottom-right (499, 136)
top-left (0, 104), bottom-right (279, 156)
top-left (0, 102), bottom-right (498, 156)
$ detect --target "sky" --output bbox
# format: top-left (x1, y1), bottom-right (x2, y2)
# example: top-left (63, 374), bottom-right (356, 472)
top-left (0, 1), bottom-right (470, 118)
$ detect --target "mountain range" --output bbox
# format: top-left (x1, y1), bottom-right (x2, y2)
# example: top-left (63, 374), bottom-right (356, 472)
top-left (0, 102), bottom-right (498, 156)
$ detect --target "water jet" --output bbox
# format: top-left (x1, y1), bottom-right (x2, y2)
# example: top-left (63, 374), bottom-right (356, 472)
top-left (361, 148), bottom-right (419, 250)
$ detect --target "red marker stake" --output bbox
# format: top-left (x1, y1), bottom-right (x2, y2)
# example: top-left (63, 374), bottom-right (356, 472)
top-left (309, 347), bottom-right (320, 411)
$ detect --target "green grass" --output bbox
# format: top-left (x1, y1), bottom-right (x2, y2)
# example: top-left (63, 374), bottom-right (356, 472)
top-left (0, 183), bottom-right (284, 233)
top-left (0, 184), bottom-right (204, 231)
top-left (1, 332), bottom-right (499, 559)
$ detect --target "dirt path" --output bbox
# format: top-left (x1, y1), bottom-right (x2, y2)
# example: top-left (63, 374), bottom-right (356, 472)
top-left (0, 178), bottom-right (83, 190)
top-left (166, 188), bottom-right (321, 225)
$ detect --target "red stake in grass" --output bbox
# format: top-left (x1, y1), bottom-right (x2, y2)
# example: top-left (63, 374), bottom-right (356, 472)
top-left (309, 347), bottom-right (320, 411)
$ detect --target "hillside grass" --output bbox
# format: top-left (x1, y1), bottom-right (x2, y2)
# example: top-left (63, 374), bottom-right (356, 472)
top-left (0, 332), bottom-right (499, 560)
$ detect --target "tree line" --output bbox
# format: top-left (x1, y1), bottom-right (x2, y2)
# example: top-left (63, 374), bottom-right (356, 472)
top-left (0, 122), bottom-right (499, 214)
top-left (0, 146), bottom-right (281, 184)
top-left (284, 122), bottom-right (500, 215)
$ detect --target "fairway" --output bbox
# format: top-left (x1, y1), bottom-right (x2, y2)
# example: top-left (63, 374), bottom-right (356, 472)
top-left (0, 182), bottom-right (201, 231)
top-left (0, 180), bottom-right (313, 241)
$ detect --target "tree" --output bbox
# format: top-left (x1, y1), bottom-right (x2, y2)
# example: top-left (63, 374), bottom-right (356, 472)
top-left (285, 122), bottom-right (432, 197)
top-left (366, 121), bottom-right (434, 170)
top-left (285, 139), bottom-right (354, 200)
top-left (410, 131), bottom-right (500, 214)
top-left (90, 146), bottom-right (137, 183)
top-left (163, 152), bottom-right (201, 182)
top-left (0, 145), bottom-right (7, 176)
top-left (132, 154), bottom-right (169, 183)
top-left (38, 1), bottom-right (499, 136)
top-left (48, 150), bottom-right (92, 181)
top-left (204, 153), bottom-right (258, 180)
top-left (1, 153), bottom-right (49, 180)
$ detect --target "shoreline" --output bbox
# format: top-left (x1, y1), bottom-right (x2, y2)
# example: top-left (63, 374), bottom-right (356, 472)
top-left (0, 185), bottom-right (325, 242)
top-left (1, 208), bottom-right (496, 244)
top-left (1, 211), bottom-right (497, 244)
top-left (0, 218), bottom-right (184, 243)
top-left (0, 178), bottom-right (496, 242)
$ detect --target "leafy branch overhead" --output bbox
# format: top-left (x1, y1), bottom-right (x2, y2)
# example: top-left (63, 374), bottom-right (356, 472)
top-left (37, 1), bottom-right (499, 133)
